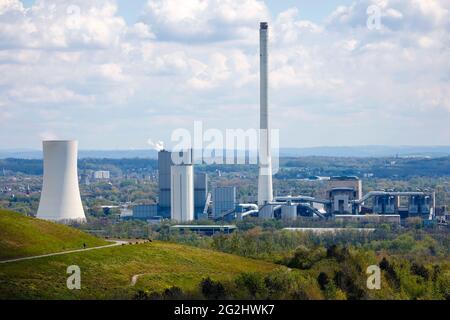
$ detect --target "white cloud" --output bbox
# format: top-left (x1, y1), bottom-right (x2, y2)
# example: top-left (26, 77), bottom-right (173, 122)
top-left (0, 0), bottom-right (449, 149)
top-left (0, 0), bottom-right (126, 49)
top-left (141, 0), bottom-right (269, 42)
top-left (99, 63), bottom-right (127, 81)
top-left (0, 0), bottom-right (23, 14)
top-left (126, 22), bottom-right (155, 40)
top-left (327, 0), bottom-right (450, 32)
top-left (8, 85), bottom-right (92, 104)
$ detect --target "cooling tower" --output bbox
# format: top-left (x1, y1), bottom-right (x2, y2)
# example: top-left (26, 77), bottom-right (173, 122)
top-left (171, 164), bottom-right (194, 222)
top-left (37, 140), bottom-right (86, 223)
top-left (258, 22), bottom-right (274, 206)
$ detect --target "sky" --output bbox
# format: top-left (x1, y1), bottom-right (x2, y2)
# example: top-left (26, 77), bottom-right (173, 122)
top-left (0, 0), bottom-right (449, 150)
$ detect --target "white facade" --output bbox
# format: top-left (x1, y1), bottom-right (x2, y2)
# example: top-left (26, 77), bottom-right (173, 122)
top-left (171, 165), bottom-right (194, 222)
top-left (37, 140), bottom-right (86, 223)
top-left (94, 170), bottom-right (110, 179)
top-left (258, 22), bottom-right (274, 206)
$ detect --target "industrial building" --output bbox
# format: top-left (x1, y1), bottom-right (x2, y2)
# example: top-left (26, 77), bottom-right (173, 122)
top-left (325, 176), bottom-right (362, 214)
top-left (170, 225), bottom-right (237, 236)
top-left (128, 22), bottom-right (438, 227)
top-left (245, 181), bottom-right (435, 223)
top-left (158, 150), bottom-right (174, 217)
top-left (194, 173), bottom-right (208, 219)
top-left (171, 164), bottom-right (194, 222)
top-left (132, 204), bottom-right (158, 219)
top-left (93, 170), bottom-right (110, 180)
top-left (37, 140), bottom-right (86, 223)
top-left (357, 191), bottom-right (435, 219)
top-left (334, 215), bottom-right (401, 224)
top-left (157, 149), bottom-right (207, 219)
top-left (213, 186), bottom-right (236, 218)
top-left (219, 171), bottom-right (436, 224)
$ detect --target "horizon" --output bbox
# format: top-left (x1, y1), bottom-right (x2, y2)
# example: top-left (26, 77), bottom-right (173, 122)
top-left (2, 145), bottom-right (450, 160)
top-left (2, 144), bottom-right (450, 152)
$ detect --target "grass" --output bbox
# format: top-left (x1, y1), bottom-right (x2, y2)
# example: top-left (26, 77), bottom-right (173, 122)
top-left (0, 241), bottom-right (281, 299)
top-left (0, 209), bottom-right (108, 260)
top-left (0, 209), bottom-right (282, 299)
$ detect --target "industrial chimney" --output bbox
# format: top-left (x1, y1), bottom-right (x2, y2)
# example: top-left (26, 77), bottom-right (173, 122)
top-left (37, 140), bottom-right (86, 223)
top-left (258, 22), bottom-right (274, 206)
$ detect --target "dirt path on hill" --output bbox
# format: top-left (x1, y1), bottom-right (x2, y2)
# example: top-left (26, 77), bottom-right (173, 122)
top-left (0, 240), bottom-right (128, 264)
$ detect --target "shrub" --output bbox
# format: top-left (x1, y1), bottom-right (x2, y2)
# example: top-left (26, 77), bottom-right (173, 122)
top-left (317, 272), bottom-right (329, 291)
top-left (200, 277), bottom-right (227, 300)
top-left (162, 286), bottom-right (184, 300)
top-left (235, 273), bottom-right (268, 299)
top-left (411, 263), bottom-right (430, 280)
top-left (264, 269), bottom-right (294, 299)
top-left (132, 290), bottom-right (149, 300)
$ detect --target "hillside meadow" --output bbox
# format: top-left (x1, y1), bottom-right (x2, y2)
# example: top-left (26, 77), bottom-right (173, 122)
top-left (0, 210), bottom-right (108, 260)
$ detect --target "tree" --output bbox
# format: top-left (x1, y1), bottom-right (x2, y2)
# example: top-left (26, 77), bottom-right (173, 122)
top-left (163, 286), bottom-right (184, 300)
top-left (133, 290), bottom-right (149, 300)
top-left (379, 257), bottom-right (400, 289)
top-left (411, 263), bottom-right (429, 280)
top-left (200, 277), bottom-right (227, 300)
top-left (317, 272), bottom-right (329, 291)
top-left (264, 269), bottom-right (293, 299)
top-left (235, 273), bottom-right (268, 299)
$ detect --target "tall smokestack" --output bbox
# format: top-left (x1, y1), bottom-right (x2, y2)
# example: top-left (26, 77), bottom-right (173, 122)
top-left (258, 22), bottom-right (273, 206)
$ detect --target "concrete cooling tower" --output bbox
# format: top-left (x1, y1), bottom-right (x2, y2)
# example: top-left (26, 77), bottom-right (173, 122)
top-left (37, 140), bottom-right (86, 223)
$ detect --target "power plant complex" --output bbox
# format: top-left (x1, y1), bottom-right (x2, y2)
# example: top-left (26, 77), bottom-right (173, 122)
top-left (35, 23), bottom-right (437, 226)
top-left (126, 22), bottom-right (436, 225)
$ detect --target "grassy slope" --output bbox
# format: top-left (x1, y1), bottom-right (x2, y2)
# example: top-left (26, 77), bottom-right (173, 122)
top-left (0, 209), bottom-right (108, 260)
top-left (0, 241), bottom-right (281, 299)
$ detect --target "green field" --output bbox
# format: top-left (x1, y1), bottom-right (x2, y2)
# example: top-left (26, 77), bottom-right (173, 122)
top-left (0, 210), bottom-right (281, 299)
top-left (0, 210), bottom-right (108, 260)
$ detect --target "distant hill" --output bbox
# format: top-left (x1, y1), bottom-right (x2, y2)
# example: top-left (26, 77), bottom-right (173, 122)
top-left (279, 146), bottom-right (450, 158)
top-left (0, 149), bottom-right (158, 159)
top-left (1, 146), bottom-right (449, 159)
top-left (0, 210), bottom-right (107, 260)
top-left (279, 156), bottom-right (450, 178)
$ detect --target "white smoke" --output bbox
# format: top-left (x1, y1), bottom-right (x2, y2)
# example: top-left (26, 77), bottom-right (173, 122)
top-left (147, 138), bottom-right (165, 151)
top-left (40, 131), bottom-right (58, 141)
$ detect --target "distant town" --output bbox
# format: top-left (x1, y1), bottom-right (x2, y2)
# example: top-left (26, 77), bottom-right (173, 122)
top-left (1, 152), bottom-right (449, 233)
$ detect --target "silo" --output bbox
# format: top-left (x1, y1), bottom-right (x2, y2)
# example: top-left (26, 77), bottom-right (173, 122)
top-left (259, 203), bottom-right (277, 219)
top-left (281, 204), bottom-right (297, 221)
top-left (37, 140), bottom-right (86, 223)
top-left (171, 165), bottom-right (194, 222)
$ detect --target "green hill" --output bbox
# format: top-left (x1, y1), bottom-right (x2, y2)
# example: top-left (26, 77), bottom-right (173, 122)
top-left (0, 209), bottom-right (281, 299)
top-left (0, 209), bottom-right (108, 260)
top-left (0, 241), bottom-right (281, 299)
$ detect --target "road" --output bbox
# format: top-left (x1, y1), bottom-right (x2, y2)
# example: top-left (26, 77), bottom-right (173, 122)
top-left (0, 240), bottom-right (128, 264)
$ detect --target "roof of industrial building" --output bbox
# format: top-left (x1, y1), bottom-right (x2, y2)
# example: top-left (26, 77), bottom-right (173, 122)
top-left (170, 225), bottom-right (237, 229)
